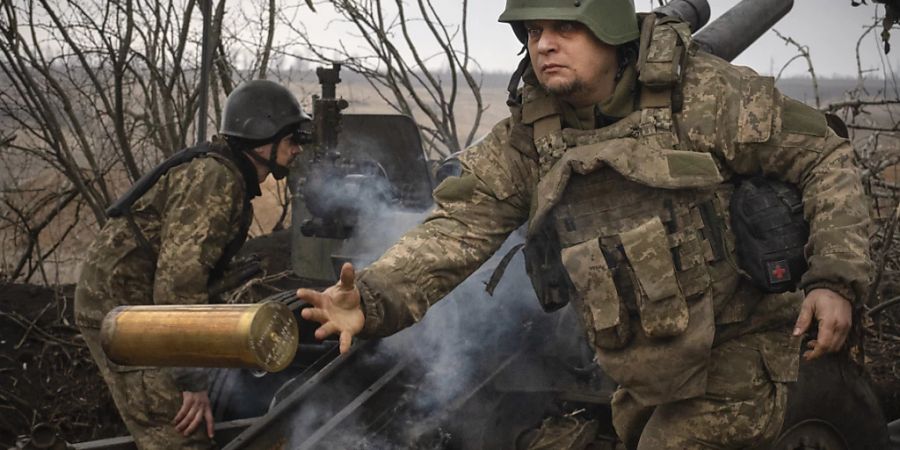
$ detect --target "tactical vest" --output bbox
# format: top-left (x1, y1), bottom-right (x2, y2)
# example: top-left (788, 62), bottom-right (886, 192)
top-left (106, 140), bottom-right (254, 282)
top-left (516, 16), bottom-right (760, 406)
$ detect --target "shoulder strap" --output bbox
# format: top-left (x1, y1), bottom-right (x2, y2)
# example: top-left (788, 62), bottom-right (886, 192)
top-left (106, 142), bottom-right (212, 218)
top-left (637, 15), bottom-right (692, 110)
top-left (520, 85), bottom-right (563, 144)
top-left (106, 141), bottom-right (255, 285)
top-left (212, 186), bottom-right (253, 281)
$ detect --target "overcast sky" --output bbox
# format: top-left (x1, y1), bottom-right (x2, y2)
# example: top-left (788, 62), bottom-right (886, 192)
top-left (296, 0), bottom-right (899, 78)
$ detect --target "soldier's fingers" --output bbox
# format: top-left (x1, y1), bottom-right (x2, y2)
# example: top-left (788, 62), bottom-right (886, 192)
top-left (174, 405), bottom-right (193, 433)
top-left (339, 330), bottom-right (353, 354)
top-left (296, 288), bottom-right (326, 307)
top-left (174, 411), bottom-right (188, 433)
top-left (301, 307), bottom-right (328, 324)
top-left (204, 405), bottom-right (215, 438)
top-left (184, 408), bottom-right (204, 436)
top-left (338, 263), bottom-right (356, 290)
top-left (315, 321), bottom-right (340, 340)
top-left (802, 339), bottom-right (824, 361)
top-left (173, 393), bottom-right (191, 425)
top-left (805, 342), bottom-right (827, 361)
top-left (793, 299), bottom-right (815, 336)
top-left (805, 326), bottom-right (832, 361)
top-left (178, 402), bottom-right (203, 432)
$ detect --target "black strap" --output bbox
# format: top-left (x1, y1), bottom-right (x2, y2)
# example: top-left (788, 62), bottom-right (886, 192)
top-left (506, 55), bottom-right (532, 107)
top-left (105, 142), bottom-right (254, 280)
top-left (212, 193), bottom-right (253, 280)
top-left (699, 200), bottom-right (727, 262)
top-left (485, 243), bottom-right (525, 296)
top-left (106, 143), bottom-right (212, 218)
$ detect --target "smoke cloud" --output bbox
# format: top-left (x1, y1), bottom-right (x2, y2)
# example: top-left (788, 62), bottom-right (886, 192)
top-left (280, 195), bottom-right (585, 448)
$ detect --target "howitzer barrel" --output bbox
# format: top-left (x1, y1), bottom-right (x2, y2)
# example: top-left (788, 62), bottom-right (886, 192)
top-left (100, 302), bottom-right (298, 372)
top-left (692, 0), bottom-right (794, 62)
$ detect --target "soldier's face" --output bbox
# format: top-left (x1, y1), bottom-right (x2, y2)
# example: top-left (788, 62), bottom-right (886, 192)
top-left (524, 20), bottom-right (618, 107)
top-left (274, 134), bottom-right (302, 168)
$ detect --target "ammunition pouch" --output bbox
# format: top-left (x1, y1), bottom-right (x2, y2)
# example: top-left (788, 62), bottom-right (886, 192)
top-left (730, 177), bottom-right (809, 293)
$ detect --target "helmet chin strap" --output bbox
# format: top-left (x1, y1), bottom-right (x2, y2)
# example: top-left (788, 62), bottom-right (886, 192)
top-left (246, 141), bottom-right (289, 180)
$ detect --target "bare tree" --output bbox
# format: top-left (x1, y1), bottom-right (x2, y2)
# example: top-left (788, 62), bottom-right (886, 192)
top-left (773, 30), bottom-right (821, 108)
top-left (0, 0), bottom-right (235, 282)
top-left (0, 0), bottom-right (225, 220)
top-left (851, 0), bottom-right (900, 52)
top-left (816, 12), bottom-right (900, 330)
top-left (281, 0), bottom-right (485, 159)
top-left (0, 0), bottom-right (369, 283)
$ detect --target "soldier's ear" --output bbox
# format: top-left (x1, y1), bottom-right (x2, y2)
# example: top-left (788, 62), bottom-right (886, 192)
top-left (251, 144), bottom-right (271, 158)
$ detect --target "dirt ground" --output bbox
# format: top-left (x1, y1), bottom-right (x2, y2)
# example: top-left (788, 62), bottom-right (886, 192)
top-left (0, 231), bottom-right (310, 448)
top-left (0, 283), bottom-right (126, 448)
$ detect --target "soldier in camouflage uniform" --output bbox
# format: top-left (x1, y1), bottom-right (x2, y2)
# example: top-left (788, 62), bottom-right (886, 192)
top-left (297, 0), bottom-right (872, 448)
top-left (75, 80), bottom-right (309, 449)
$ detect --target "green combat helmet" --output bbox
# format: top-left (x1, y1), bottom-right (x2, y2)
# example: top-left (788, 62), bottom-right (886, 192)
top-left (498, 0), bottom-right (640, 45)
top-left (220, 79), bottom-right (311, 180)
top-left (220, 80), bottom-right (310, 142)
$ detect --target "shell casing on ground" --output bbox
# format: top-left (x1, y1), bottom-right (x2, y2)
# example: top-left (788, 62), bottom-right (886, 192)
top-left (100, 302), bottom-right (298, 372)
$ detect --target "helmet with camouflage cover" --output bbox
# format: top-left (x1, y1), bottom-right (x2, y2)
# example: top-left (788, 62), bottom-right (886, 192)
top-left (498, 0), bottom-right (640, 45)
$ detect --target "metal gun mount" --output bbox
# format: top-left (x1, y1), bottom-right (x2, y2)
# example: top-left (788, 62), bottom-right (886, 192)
top-left (312, 64), bottom-right (348, 152)
top-left (290, 64), bottom-right (433, 282)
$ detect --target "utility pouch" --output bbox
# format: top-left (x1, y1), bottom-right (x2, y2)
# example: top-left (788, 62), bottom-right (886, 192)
top-left (620, 216), bottom-right (688, 338)
top-left (560, 238), bottom-right (632, 350)
top-left (524, 223), bottom-right (570, 312)
top-left (638, 22), bottom-right (688, 89)
top-left (730, 177), bottom-right (809, 293)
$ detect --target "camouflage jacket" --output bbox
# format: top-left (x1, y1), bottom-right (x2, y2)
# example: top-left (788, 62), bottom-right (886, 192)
top-left (356, 39), bottom-right (872, 342)
top-left (75, 137), bottom-right (258, 390)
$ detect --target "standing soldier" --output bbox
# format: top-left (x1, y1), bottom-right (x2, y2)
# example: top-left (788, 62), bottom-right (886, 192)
top-left (297, 1), bottom-right (872, 448)
top-left (75, 80), bottom-right (309, 449)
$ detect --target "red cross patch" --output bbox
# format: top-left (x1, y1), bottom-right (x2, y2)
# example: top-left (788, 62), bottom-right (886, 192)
top-left (766, 260), bottom-right (791, 284)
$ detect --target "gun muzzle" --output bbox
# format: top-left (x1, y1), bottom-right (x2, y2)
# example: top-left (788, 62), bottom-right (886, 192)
top-left (100, 302), bottom-right (299, 372)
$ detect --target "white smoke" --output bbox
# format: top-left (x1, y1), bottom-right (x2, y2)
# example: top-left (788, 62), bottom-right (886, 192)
top-left (282, 216), bottom-right (568, 448)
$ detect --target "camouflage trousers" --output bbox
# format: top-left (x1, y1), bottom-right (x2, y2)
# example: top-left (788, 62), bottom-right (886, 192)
top-left (80, 327), bottom-right (215, 450)
top-left (528, 331), bottom-right (790, 450)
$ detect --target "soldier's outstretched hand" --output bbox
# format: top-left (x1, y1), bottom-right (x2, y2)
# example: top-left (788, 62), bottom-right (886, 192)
top-left (793, 288), bottom-right (852, 361)
top-left (297, 262), bottom-right (365, 354)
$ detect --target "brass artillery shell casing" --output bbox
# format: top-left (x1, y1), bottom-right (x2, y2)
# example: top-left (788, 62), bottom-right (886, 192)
top-left (100, 302), bottom-right (298, 372)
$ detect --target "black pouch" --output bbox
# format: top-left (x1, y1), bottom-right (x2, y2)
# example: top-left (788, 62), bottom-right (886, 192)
top-left (524, 223), bottom-right (571, 312)
top-left (730, 177), bottom-right (809, 293)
